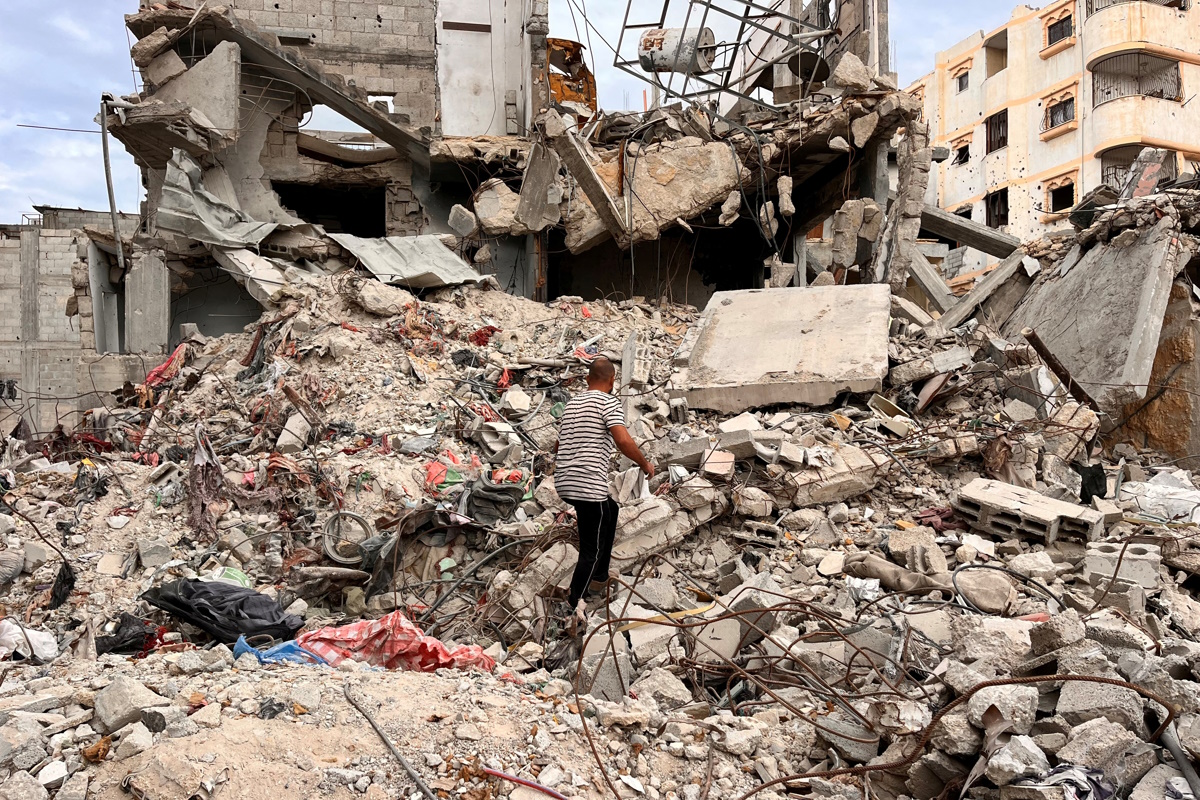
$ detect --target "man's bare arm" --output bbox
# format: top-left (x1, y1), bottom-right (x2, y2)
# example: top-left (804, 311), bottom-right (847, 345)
top-left (610, 425), bottom-right (655, 478)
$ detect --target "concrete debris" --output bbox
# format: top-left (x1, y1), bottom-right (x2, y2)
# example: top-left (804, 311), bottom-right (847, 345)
top-left (830, 52), bottom-right (873, 94)
top-left (986, 736), bottom-right (1050, 786)
top-left (6, 2), bottom-right (1200, 798)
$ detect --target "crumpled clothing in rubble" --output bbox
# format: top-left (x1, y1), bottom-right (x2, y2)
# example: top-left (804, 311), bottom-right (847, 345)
top-left (843, 552), bottom-right (952, 594)
top-left (96, 613), bottom-right (162, 656)
top-left (462, 474), bottom-right (526, 525)
top-left (297, 610), bottom-right (495, 672)
top-left (1015, 765), bottom-right (1115, 799)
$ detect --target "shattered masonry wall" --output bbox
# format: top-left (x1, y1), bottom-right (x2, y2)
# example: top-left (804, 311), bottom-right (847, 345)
top-left (220, 0), bottom-right (438, 130)
top-left (0, 229), bottom-right (86, 435)
top-left (810, 0), bottom-right (890, 74)
top-left (37, 208), bottom-right (141, 235)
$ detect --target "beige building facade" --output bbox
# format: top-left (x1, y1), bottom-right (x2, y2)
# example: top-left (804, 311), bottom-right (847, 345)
top-left (909, 0), bottom-right (1200, 277)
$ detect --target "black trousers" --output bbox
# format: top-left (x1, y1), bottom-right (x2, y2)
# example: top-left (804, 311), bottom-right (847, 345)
top-left (566, 497), bottom-right (619, 606)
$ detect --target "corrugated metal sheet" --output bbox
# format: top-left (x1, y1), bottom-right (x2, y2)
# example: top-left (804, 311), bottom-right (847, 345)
top-left (158, 150), bottom-right (279, 248)
top-left (328, 233), bottom-right (482, 289)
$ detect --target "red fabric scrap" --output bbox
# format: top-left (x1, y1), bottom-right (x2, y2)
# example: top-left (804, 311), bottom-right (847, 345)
top-left (581, 305), bottom-right (592, 318)
top-left (572, 346), bottom-right (598, 362)
top-left (340, 322), bottom-right (360, 333)
top-left (497, 369), bottom-right (513, 389)
top-left (424, 462), bottom-right (449, 489)
top-left (144, 343), bottom-right (189, 388)
top-left (491, 469), bottom-right (524, 484)
top-left (469, 325), bottom-right (501, 346)
top-left (915, 507), bottom-right (968, 533)
top-left (297, 610), bottom-right (495, 673)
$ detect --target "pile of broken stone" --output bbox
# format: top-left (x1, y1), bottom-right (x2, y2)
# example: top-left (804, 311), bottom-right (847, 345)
top-left (3, 227), bottom-right (1200, 799)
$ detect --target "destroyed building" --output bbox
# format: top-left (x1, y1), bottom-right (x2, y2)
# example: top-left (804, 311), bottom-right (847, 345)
top-left (908, 0), bottom-right (1200, 281)
top-left (6, 2), bottom-right (1200, 800)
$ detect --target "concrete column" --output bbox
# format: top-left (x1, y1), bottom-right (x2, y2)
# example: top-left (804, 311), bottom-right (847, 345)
top-left (19, 230), bottom-right (39, 431)
top-left (793, 231), bottom-right (809, 287)
top-left (126, 249), bottom-right (170, 355)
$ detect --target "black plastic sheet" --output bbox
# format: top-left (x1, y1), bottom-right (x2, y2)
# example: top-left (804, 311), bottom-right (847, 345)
top-left (142, 579), bottom-right (302, 644)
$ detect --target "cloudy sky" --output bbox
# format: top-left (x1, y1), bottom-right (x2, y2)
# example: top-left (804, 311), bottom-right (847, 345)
top-left (0, 0), bottom-right (1020, 223)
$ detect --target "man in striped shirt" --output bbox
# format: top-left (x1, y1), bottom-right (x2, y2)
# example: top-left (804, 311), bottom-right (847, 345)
top-left (554, 358), bottom-right (654, 618)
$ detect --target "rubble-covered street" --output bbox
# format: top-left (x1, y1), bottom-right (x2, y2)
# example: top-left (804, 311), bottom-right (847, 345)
top-left (5, 2), bottom-right (1200, 800)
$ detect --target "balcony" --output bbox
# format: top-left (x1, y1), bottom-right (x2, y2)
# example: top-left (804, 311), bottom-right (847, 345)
top-left (1100, 144), bottom-right (1177, 186)
top-left (1086, 0), bottom-right (1186, 16)
top-left (1084, 0), bottom-right (1192, 67)
top-left (1040, 98), bottom-right (1078, 141)
top-left (1092, 52), bottom-right (1181, 107)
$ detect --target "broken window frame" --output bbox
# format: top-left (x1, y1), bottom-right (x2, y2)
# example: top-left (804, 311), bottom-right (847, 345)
top-left (1047, 15), bottom-right (1074, 46)
top-left (1092, 53), bottom-right (1183, 107)
top-left (1041, 97), bottom-right (1076, 131)
top-left (986, 110), bottom-right (1009, 153)
top-left (952, 144), bottom-right (971, 165)
top-left (1048, 182), bottom-right (1076, 212)
top-left (985, 188), bottom-right (1009, 229)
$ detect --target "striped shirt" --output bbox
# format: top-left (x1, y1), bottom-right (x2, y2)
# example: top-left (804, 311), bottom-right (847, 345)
top-left (554, 390), bottom-right (625, 502)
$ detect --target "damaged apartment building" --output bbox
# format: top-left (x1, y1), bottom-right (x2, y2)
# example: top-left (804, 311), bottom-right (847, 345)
top-left (3, 0), bottom-right (925, 435)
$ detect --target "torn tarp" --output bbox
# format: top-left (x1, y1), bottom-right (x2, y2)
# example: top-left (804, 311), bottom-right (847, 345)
top-left (297, 610), bottom-right (495, 672)
top-left (158, 149), bottom-right (279, 248)
top-left (328, 233), bottom-right (483, 289)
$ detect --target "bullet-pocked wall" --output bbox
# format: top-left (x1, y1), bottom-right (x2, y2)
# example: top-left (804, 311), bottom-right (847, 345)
top-left (910, 0), bottom-right (1200, 280)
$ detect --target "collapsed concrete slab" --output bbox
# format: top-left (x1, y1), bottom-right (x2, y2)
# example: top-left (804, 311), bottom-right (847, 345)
top-left (672, 286), bottom-right (891, 413)
top-left (560, 135), bottom-right (747, 254)
top-left (1001, 217), bottom-right (1183, 415)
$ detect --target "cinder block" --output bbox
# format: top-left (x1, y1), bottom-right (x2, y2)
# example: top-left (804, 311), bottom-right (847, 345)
top-left (1083, 542), bottom-right (1161, 589)
top-left (953, 478), bottom-right (1104, 544)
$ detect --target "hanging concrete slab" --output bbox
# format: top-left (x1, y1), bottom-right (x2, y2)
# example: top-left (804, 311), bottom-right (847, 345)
top-left (1001, 217), bottom-right (1183, 415)
top-left (125, 5), bottom-right (429, 162)
top-left (328, 234), bottom-right (483, 290)
top-left (672, 285), bottom-right (891, 413)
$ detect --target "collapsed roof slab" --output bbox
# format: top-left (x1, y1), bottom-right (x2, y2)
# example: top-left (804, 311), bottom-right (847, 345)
top-left (105, 102), bottom-right (217, 169)
top-left (125, 6), bottom-right (429, 164)
top-left (672, 285), bottom-right (891, 413)
top-left (1001, 216), bottom-right (1183, 415)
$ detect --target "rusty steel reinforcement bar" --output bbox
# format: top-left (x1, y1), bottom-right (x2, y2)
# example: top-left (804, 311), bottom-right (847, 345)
top-left (343, 684), bottom-right (436, 800)
top-left (1021, 327), bottom-right (1103, 413)
top-left (565, 553), bottom-right (1180, 800)
top-left (732, 674), bottom-right (1179, 800)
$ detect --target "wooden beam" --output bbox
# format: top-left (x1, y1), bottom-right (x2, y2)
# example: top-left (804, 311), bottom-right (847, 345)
top-left (920, 203), bottom-right (1021, 258)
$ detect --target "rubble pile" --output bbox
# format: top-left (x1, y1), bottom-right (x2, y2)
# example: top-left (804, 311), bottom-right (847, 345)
top-left (4, 185), bottom-right (1200, 799)
top-left (5, 0), bottom-right (1200, 794)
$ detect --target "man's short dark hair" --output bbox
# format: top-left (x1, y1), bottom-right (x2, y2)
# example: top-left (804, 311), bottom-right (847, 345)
top-left (588, 358), bottom-right (616, 382)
